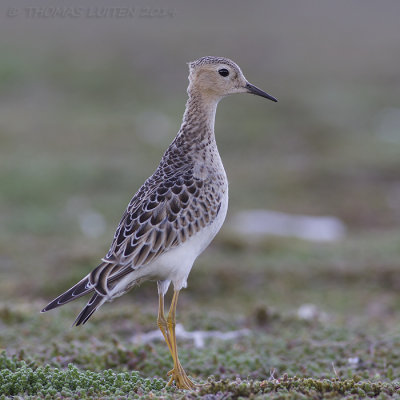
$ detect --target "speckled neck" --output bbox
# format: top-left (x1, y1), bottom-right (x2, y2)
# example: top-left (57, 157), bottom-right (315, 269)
top-left (177, 88), bottom-right (220, 145)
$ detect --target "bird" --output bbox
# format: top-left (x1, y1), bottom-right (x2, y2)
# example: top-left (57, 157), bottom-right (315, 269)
top-left (41, 56), bottom-right (277, 389)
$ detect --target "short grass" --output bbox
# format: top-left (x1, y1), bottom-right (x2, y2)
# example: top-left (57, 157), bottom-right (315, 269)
top-left (2, 232), bottom-right (400, 398)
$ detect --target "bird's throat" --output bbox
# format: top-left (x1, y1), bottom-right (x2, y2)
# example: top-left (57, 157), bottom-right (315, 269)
top-left (179, 89), bottom-right (219, 143)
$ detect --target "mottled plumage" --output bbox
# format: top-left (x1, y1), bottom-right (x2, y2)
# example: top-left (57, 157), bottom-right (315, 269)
top-left (42, 56), bottom-right (277, 389)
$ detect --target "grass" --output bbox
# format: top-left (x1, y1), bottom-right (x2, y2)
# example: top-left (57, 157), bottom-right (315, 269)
top-left (2, 356), bottom-right (400, 400)
top-left (2, 353), bottom-right (399, 399)
top-left (1, 299), bottom-right (400, 399)
top-left (1, 233), bottom-right (400, 398)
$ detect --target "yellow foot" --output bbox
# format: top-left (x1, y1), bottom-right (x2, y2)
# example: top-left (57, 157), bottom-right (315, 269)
top-left (166, 364), bottom-right (195, 389)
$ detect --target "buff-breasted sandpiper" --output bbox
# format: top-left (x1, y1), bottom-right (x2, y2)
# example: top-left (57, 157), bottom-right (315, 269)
top-left (42, 56), bottom-right (277, 389)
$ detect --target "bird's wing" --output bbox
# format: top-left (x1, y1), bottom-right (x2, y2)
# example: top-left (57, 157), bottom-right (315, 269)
top-left (91, 168), bottom-right (223, 294)
top-left (42, 166), bottom-right (224, 316)
top-left (41, 274), bottom-right (93, 312)
top-left (41, 262), bottom-right (127, 313)
top-left (73, 293), bottom-right (105, 326)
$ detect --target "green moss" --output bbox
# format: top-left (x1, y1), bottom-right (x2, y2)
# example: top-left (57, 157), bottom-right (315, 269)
top-left (2, 351), bottom-right (399, 399)
top-left (0, 352), bottom-right (165, 399)
top-left (199, 376), bottom-right (400, 399)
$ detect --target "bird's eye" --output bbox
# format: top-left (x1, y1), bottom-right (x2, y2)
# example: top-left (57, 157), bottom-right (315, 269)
top-left (218, 68), bottom-right (229, 77)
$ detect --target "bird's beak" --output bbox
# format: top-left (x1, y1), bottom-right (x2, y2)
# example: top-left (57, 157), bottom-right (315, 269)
top-left (245, 82), bottom-right (278, 102)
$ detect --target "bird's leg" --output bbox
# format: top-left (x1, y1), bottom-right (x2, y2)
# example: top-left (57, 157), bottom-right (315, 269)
top-left (157, 291), bottom-right (173, 355)
top-left (157, 289), bottom-right (194, 389)
top-left (165, 290), bottom-right (195, 389)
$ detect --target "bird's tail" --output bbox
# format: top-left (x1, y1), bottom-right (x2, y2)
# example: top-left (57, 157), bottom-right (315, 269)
top-left (41, 275), bottom-right (94, 313)
top-left (73, 293), bottom-right (106, 326)
top-left (41, 261), bottom-right (134, 326)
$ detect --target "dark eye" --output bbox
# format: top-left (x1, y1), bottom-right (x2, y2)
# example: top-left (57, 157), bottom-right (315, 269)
top-left (218, 68), bottom-right (229, 77)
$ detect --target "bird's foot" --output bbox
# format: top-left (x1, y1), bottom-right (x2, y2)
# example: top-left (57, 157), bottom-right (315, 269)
top-left (166, 364), bottom-right (195, 389)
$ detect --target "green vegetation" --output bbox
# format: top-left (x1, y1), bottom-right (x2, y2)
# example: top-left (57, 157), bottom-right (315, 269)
top-left (1, 233), bottom-right (400, 398)
top-left (1, 350), bottom-right (400, 399)
top-left (0, 354), bottom-right (165, 399)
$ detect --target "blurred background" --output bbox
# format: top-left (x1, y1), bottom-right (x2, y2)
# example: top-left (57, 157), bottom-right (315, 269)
top-left (1, 0), bottom-right (400, 381)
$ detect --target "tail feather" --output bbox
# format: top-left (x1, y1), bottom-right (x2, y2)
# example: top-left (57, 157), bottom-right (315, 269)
top-left (41, 261), bottom-right (133, 326)
top-left (41, 275), bottom-right (93, 312)
top-left (73, 293), bottom-right (105, 326)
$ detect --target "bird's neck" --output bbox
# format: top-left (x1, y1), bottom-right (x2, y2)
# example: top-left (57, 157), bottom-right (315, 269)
top-left (163, 88), bottom-right (222, 171)
top-left (178, 88), bottom-right (220, 144)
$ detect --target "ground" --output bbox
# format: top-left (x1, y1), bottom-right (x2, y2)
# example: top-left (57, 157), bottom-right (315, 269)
top-left (1, 233), bottom-right (400, 398)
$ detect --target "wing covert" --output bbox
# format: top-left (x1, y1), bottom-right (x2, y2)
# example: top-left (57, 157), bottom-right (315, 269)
top-left (103, 172), bottom-right (222, 268)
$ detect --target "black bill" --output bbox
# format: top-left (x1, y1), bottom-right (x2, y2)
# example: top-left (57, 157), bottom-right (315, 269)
top-left (245, 82), bottom-right (277, 102)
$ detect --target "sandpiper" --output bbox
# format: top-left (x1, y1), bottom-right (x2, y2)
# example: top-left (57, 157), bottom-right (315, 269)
top-left (42, 56), bottom-right (277, 389)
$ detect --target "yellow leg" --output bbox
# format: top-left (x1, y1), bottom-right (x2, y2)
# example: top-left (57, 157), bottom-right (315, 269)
top-left (157, 292), bottom-right (173, 355)
top-left (157, 290), bottom-right (195, 389)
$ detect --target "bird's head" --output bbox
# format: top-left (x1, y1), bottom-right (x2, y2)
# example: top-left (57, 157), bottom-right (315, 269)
top-left (188, 56), bottom-right (277, 103)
